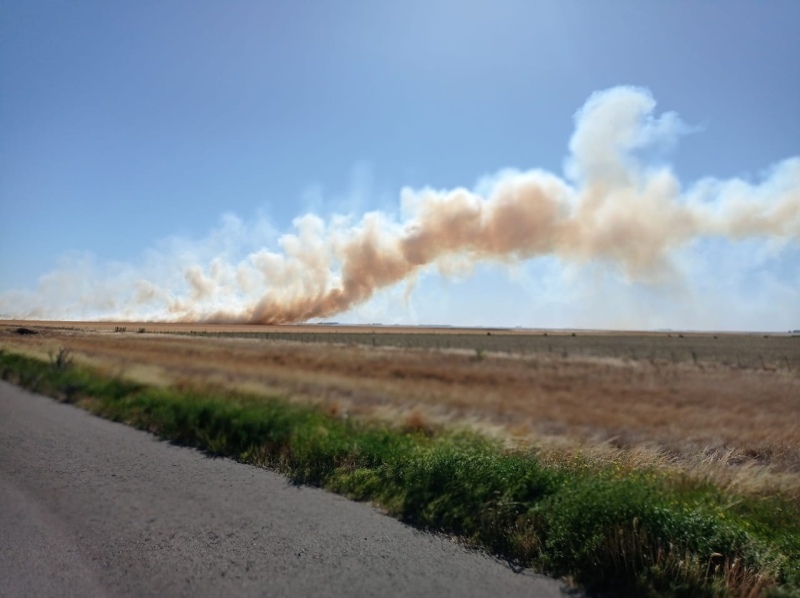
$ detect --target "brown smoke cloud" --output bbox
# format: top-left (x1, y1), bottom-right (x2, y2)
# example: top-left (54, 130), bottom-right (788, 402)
top-left (2, 86), bottom-right (798, 325)
top-left (190, 87), bottom-right (798, 324)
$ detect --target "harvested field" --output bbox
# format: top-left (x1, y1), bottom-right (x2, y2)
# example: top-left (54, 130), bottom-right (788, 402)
top-left (2, 320), bottom-right (799, 496)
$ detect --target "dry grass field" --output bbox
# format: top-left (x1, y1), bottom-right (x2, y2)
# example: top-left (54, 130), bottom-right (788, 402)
top-left (2, 320), bottom-right (799, 497)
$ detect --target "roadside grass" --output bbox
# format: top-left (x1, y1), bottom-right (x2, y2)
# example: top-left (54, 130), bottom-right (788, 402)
top-left (1, 348), bottom-right (798, 597)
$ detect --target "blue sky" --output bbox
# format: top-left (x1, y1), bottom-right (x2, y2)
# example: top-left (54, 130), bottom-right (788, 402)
top-left (1, 1), bottom-right (799, 330)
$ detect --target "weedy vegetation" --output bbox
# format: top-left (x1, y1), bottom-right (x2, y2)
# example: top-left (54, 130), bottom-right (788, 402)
top-left (48, 346), bottom-right (73, 371)
top-left (1, 347), bottom-right (799, 597)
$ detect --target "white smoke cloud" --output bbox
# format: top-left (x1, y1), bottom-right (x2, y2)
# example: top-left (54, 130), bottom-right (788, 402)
top-left (1, 86), bottom-right (798, 330)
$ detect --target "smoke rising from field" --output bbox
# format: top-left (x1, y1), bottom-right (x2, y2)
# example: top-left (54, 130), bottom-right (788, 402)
top-left (2, 86), bottom-right (798, 326)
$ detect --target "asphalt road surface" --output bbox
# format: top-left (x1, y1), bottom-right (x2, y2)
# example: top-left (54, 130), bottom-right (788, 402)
top-left (0, 381), bottom-right (571, 597)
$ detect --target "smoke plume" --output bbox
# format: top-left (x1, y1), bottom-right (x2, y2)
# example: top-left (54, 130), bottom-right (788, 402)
top-left (2, 86), bottom-right (798, 326)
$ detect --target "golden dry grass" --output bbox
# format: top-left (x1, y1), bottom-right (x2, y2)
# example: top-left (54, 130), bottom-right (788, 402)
top-left (3, 320), bottom-right (799, 497)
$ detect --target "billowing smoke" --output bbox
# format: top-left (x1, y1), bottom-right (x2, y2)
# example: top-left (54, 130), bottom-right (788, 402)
top-left (2, 86), bottom-right (798, 326)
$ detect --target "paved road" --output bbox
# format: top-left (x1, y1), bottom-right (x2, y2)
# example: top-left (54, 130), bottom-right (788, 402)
top-left (0, 381), bottom-right (570, 597)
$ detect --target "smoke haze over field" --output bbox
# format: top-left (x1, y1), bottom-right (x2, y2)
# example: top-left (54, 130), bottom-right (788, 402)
top-left (1, 87), bottom-right (799, 329)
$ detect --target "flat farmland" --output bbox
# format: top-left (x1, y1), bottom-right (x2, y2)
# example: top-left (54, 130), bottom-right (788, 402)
top-left (4, 319), bottom-right (799, 366)
top-left (2, 320), bottom-right (799, 494)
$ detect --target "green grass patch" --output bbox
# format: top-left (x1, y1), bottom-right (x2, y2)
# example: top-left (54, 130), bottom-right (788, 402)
top-left (1, 348), bottom-right (798, 597)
